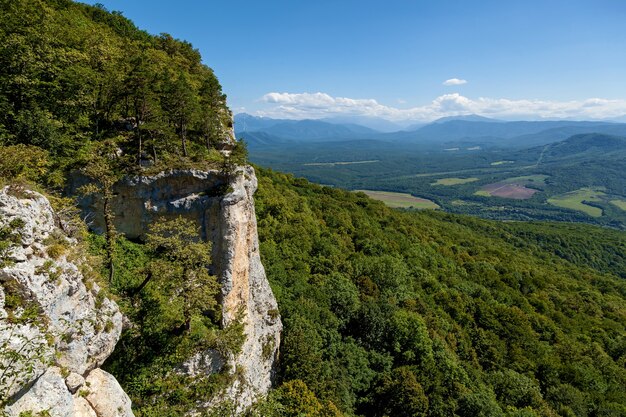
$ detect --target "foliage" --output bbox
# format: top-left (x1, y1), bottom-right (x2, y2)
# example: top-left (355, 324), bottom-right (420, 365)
top-left (0, 276), bottom-right (51, 407)
top-left (145, 217), bottom-right (220, 330)
top-left (0, 218), bottom-right (25, 268)
top-left (95, 226), bottom-right (238, 416)
top-left (253, 167), bottom-right (626, 417)
top-left (248, 132), bottom-right (626, 229)
top-left (0, 145), bottom-right (49, 184)
top-left (2, 2), bottom-right (625, 416)
top-left (0, 0), bottom-right (237, 187)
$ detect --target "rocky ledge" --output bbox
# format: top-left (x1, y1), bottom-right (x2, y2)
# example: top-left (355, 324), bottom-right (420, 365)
top-left (0, 186), bottom-right (133, 417)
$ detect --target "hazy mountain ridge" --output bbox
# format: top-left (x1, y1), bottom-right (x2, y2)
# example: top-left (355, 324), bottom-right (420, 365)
top-left (236, 113), bottom-right (626, 149)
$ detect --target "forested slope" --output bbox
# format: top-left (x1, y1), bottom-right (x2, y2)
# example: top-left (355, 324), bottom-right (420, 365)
top-left (253, 168), bottom-right (626, 417)
top-left (0, 0), bottom-right (234, 186)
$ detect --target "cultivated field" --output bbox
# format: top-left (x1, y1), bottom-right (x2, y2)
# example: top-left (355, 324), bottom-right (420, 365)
top-left (548, 188), bottom-right (605, 217)
top-left (475, 175), bottom-right (548, 199)
top-left (501, 175), bottom-right (549, 185)
top-left (611, 200), bottom-right (626, 211)
top-left (476, 183), bottom-right (539, 199)
top-left (431, 177), bottom-right (479, 186)
top-left (303, 160), bottom-right (380, 166)
top-left (356, 190), bottom-right (440, 209)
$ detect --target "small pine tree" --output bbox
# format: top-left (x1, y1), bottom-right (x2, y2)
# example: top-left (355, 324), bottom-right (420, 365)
top-left (146, 216), bottom-right (220, 331)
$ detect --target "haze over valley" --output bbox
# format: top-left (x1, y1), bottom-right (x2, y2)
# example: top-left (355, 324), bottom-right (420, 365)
top-left (239, 113), bottom-right (626, 229)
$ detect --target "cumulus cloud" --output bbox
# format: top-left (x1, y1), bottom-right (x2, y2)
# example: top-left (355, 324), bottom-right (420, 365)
top-left (256, 91), bottom-right (626, 122)
top-left (443, 78), bottom-right (468, 86)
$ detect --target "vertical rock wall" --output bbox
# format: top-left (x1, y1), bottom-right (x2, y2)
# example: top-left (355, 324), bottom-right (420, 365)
top-left (207, 166), bottom-right (282, 410)
top-left (72, 165), bottom-right (282, 412)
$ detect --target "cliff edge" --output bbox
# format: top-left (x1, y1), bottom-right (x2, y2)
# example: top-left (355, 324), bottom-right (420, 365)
top-left (0, 186), bottom-right (133, 417)
top-left (73, 165), bottom-right (282, 412)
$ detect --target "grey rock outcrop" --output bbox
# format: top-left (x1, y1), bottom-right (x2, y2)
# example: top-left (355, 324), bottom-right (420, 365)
top-left (0, 186), bottom-right (133, 417)
top-left (207, 167), bottom-right (281, 411)
top-left (73, 165), bottom-right (282, 412)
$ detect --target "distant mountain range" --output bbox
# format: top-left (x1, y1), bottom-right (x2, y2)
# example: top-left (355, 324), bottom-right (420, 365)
top-left (235, 113), bottom-right (626, 149)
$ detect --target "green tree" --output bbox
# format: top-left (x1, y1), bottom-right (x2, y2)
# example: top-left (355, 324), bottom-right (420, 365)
top-left (370, 367), bottom-right (429, 417)
top-left (145, 216), bottom-right (219, 330)
top-left (162, 72), bottom-right (198, 157)
top-left (78, 140), bottom-right (123, 281)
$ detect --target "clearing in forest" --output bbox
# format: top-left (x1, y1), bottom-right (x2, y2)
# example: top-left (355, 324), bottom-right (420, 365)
top-left (431, 177), bottom-right (479, 186)
top-left (475, 175), bottom-right (548, 199)
top-left (548, 188), bottom-right (605, 217)
top-left (611, 199), bottom-right (626, 211)
top-left (303, 160), bottom-right (380, 166)
top-left (356, 190), bottom-right (439, 209)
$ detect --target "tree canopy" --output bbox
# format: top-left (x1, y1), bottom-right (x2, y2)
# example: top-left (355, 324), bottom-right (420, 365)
top-left (0, 0), bottom-right (233, 185)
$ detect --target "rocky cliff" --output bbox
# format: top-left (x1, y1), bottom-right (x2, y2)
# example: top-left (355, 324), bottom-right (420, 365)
top-left (0, 186), bottom-right (133, 417)
top-left (73, 165), bottom-right (282, 412)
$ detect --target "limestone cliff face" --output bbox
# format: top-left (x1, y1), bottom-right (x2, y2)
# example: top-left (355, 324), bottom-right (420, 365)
top-left (0, 187), bottom-right (133, 417)
top-left (206, 166), bottom-right (282, 410)
top-left (73, 165), bottom-right (282, 412)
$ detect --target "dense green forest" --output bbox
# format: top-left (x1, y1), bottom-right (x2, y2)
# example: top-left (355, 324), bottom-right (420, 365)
top-left (90, 167), bottom-right (626, 417)
top-left (251, 168), bottom-right (626, 417)
top-left (0, 0), bottom-right (238, 187)
top-left (248, 133), bottom-right (626, 229)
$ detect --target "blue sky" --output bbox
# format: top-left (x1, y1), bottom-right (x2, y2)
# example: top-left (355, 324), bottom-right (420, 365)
top-left (82, 0), bottom-right (626, 122)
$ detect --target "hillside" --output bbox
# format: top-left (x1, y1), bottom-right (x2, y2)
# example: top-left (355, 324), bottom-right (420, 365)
top-left (254, 167), bottom-right (626, 417)
top-left (543, 133), bottom-right (626, 160)
top-left (0, 0), bottom-right (237, 187)
top-left (234, 114), bottom-right (378, 142)
top-left (237, 113), bottom-right (626, 149)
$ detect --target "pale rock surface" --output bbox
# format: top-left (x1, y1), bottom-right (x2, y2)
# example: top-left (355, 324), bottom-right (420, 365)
top-left (208, 166), bottom-right (282, 411)
top-left (0, 186), bottom-right (133, 416)
top-left (177, 349), bottom-right (225, 376)
top-left (85, 368), bottom-right (134, 417)
top-left (65, 372), bottom-right (85, 393)
top-left (74, 165), bottom-right (282, 413)
top-left (73, 397), bottom-right (98, 417)
top-left (4, 367), bottom-right (73, 417)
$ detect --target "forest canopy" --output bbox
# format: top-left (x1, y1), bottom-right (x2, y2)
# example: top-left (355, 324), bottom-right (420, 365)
top-left (0, 0), bottom-right (234, 185)
top-left (252, 168), bottom-right (626, 417)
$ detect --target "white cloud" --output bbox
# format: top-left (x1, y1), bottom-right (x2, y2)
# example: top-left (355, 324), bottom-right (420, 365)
top-left (443, 78), bottom-right (468, 86)
top-left (256, 91), bottom-right (626, 122)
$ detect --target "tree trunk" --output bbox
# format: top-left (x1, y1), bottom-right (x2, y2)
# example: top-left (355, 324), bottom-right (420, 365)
top-left (137, 131), bottom-right (142, 167)
top-left (135, 105), bottom-right (143, 167)
top-left (131, 271), bottom-right (152, 296)
top-left (103, 192), bottom-right (116, 282)
top-left (181, 120), bottom-right (188, 157)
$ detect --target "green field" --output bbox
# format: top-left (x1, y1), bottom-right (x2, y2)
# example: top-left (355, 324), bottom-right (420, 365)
top-left (355, 190), bottom-right (439, 209)
top-left (548, 188), bottom-right (605, 217)
top-left (474, 190), bottom-right (492, 197)
top-left (431, 177), bottom-right (479, 186)
top-left (611, 199), bottom-right (626, 211)
top-left (303, 160), bottom-right (379, 167)
top-left (501, 174), bottom-right (549, 185)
